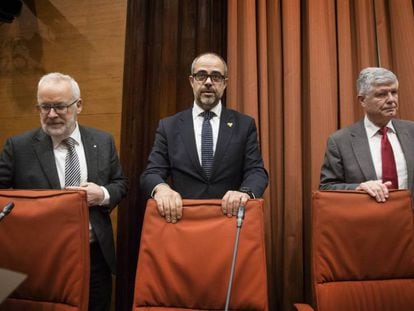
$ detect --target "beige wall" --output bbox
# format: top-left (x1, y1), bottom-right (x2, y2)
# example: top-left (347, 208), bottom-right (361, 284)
top-left (0, 0), bottom-right (126, 149)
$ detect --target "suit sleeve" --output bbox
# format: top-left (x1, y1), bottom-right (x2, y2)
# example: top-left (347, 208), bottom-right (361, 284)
top-left (102, 135), bottom-right (128, 212)
top-left (140, 120), bottom-right (170, 198)
top-left (0, 138), bottom-right (14, 189)
top-left (239, 118), bottom-right (268, 197)
top-left (319, 136), bottom-right (360, 190)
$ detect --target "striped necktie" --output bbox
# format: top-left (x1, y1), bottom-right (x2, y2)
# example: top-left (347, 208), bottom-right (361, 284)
top-left (62, 137), bottom-right (81, 187)
top-left (201, 110), bottom-right (215, 178)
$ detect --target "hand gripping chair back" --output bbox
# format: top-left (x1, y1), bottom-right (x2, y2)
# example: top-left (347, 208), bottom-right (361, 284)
top-left (0, 190), bottom-right (90, 311)
top-left (295, 190), bottom-right (414, 311)
top-left (132, 199), bottom-right (268, 311)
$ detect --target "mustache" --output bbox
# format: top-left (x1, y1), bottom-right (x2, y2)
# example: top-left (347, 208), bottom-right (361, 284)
top-left (45, 121), bottom-right (64, 124)
top-left (200, 88), bottom-right (216, 93)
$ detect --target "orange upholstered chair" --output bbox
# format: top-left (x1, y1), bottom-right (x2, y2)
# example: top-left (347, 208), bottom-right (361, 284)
top-left (295, 190), bottom-right (414, 311)
top-left (132, 199), bottom-right (268, 311)
top-left (0, 190), bottom-right (90, 311)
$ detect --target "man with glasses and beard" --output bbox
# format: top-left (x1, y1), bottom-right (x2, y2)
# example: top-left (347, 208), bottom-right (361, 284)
top-left (141, 52), bottom-right (268, 223)
top-left (0, 72), bottom-right (128, 311)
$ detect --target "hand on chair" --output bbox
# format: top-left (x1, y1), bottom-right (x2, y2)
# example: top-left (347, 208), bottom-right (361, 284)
top-left (153, 184), bottom-right (182, 223)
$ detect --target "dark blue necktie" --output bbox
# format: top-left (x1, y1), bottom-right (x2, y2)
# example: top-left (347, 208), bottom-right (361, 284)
top-left (201, 110), bottom-right (214, 178)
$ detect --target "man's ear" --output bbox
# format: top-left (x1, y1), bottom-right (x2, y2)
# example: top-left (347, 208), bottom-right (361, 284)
top-left (76, 98), bottom-right (83, 113)
top-left (358, 95), bottom-right (365, 107)
top-left (189, 75), bottom-right (194, 87)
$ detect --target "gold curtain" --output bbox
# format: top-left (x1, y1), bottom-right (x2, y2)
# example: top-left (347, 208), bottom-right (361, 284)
top-left (227, 0), bottom-right (414, 310)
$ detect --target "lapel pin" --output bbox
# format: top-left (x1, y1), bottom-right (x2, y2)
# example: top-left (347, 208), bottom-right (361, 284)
top-left (227, 122), bottom-right (233, 128)
top-left (93, 145), bottom-right (97, 148)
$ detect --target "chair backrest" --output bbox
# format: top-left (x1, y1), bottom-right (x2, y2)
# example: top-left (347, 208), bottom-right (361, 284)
top-left (311, 190), bottom-right (414, 311)
top-left (133, 199), bottom-right (268, 311)
top-left (0, 189), bottom-right (90, 311)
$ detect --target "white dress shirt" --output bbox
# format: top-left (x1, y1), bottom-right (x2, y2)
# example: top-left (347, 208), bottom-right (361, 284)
top-left (365, 116), bottom-right (408, 189)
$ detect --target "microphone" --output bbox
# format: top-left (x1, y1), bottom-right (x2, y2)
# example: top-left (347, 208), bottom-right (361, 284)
top-left (236, 204), bottom-right (245, 228)
top-left (225, 202), bottom-right (246, 310)
top-left (0, 202), bottom-right (15, 222)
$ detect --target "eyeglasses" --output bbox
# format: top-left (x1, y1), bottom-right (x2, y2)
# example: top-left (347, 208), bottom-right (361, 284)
top-left (192, 71), bottom-right (226, 83)
top-left (37, 99), bottom-right (79, 114)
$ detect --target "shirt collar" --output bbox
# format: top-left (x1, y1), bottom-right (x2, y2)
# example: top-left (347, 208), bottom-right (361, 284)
top-left (364, 115), bottom-right (395, 138)
top-left (53, 123), bottom-right (81, 149)
top-left (192, 101), bottom-right (222, 120)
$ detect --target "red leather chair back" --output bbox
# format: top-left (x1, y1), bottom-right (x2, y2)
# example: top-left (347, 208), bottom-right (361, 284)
top-left (311, 190), bottom-right (414, 311)
top-left (0, 190), bottom-right (90, 311)
top-left (133, 199), bottom-right (268, 311)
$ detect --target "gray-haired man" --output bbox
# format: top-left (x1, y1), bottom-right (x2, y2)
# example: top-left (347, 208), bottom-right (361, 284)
top-left (320, 67), bottom-right (414, 202)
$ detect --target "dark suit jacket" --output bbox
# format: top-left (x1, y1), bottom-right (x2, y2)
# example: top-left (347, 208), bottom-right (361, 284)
top-left (320, 118), bottom-right (414, 197)
top-left (140, 107), bottom-right (268, 199)
top-left (0, 125), bottom-right (127, 273)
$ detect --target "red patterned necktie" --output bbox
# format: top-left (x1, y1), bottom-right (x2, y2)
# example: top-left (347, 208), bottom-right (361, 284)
top-left (379, 127), bottom-right (398, 189)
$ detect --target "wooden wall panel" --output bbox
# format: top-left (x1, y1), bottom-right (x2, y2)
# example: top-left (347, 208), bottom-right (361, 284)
top-left (0, 0), bottom-right (126, 149)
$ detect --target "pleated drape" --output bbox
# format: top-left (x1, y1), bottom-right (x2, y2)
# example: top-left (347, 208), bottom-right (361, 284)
top-left (226, 0), bottom-right (414, 310)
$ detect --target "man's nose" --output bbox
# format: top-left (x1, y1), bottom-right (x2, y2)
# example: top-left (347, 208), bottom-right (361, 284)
top-left (387, 92), bottom-right (397, 103)
top-left (204, 76), bottom-right (213, 85)
top-left (47, 108), bottom-right (59, 117)
top-left (387, 92), bottom-right (397, 101)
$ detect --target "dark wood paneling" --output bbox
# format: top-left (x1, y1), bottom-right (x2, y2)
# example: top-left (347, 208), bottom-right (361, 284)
top-left (117, 1), bottom-right (226, 310)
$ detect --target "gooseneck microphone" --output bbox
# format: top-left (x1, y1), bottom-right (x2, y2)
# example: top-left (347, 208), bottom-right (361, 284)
top-left (236, 204), bottom-right (245, 228)
top-left (0, 202), bottom-right (15, 222)
top-left (225, 203), bottom-right (246, 311)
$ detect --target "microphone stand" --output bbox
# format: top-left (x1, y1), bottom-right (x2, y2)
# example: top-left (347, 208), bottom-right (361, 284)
top-left (224, 203), bottom-right (245, 311)
top-left (0, 202), bottom-right (15, 222)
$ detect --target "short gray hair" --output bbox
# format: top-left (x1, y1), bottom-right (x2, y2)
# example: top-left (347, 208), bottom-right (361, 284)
top-left (191, 52), bottom-right (228, 76)
top-left (37, 72), bottom-right (80, 101)
top-left (357, 67), bottom-right (397, 96)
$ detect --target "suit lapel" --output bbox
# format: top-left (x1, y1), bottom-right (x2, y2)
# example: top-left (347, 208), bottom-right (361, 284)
top-left (79, 127), bottom-right (99, 183)
top-left (32, 130), bottom-right (61, 189)
top-left (212, 108), bottom-right (234, 177)
top-left (393, 120), bottom-right (414, 192)
top-left (350, 121), bottom-right (377, 180)
top-left (178, 110), bottom-right (204, 176)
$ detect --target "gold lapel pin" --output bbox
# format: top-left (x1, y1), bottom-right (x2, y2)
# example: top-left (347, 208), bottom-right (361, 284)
top-left (227, 122), bottom-right (233, 128)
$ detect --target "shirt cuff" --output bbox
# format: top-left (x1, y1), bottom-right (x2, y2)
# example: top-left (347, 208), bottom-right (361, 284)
top-left (151, 183), bottom-right (170, 198)
top-left (99, 186), bottom-right (110, 206)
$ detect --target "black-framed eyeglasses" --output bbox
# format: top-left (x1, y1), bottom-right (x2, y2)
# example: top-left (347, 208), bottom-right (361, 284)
top-left (37, 99), bottom-right (79, 115)
top-left (192, 71), bottom-right (226, 83)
